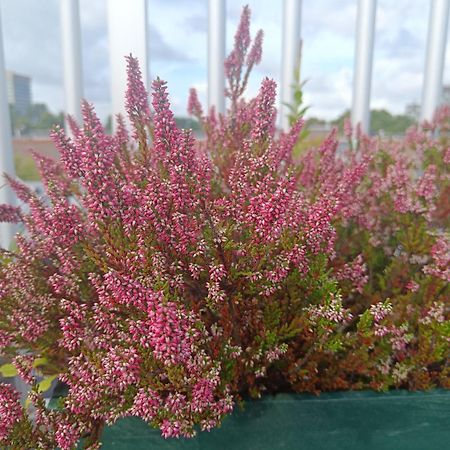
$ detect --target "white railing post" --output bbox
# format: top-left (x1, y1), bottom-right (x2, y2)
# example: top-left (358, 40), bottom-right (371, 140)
top-left (107, 0), bottom-right (149, 129)
top-left (351, 0), bottom-right (377, 133)
top-left (420, 0), bottom-right (450, 122)
top-left (0, 5), bottom-right (16, 249)
top-left (208, 0), bottom-right (226, 114)
top-left (280, 0), bottom-right (302, 132)
top-left (60, 0), bottom-right (83, 125)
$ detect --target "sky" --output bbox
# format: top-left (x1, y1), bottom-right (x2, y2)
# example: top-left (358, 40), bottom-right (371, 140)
top-left (1, 0), bottom-right (448, 123)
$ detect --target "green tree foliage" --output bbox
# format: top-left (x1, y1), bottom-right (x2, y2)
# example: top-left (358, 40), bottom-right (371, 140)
top-left (10, 104), bottom-right (64, 136)
top-left (332, 109), bottom-right (415, 135)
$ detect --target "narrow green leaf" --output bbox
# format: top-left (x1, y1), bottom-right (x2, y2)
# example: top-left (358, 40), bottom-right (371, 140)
top-left (37, 374), bottom-right (58, 393)
top-left (0, 363), bottom-right (18, 377)
top-left (32, 357), bottom-right (48, 368)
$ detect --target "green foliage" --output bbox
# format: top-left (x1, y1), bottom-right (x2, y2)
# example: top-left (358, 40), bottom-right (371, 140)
top-left (14, 153), bottom-right (41, 181)
top-left (10, 103), bottom-right (64, 137)
top-left (0, 362), bottom-right (18, 377)
top-left (37, 374), bottom-right (58, 394)
top-left (332, 109), bottom-right (415, 135)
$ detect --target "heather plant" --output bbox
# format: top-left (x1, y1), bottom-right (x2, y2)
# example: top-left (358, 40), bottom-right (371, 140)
top-left (0, 5), bottom-right (448, 449)
top-left (289, 114), bottom-right (449, 392)
top-left (0, 7), bottom-right (353, 448)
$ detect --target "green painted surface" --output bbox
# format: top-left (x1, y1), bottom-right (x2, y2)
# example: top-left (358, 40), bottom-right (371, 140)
top-left (101, 390), bottom-right (450, 450)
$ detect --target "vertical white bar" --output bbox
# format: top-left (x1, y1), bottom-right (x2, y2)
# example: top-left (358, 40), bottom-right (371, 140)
top-left (108, 0), bottom-right (149, 128)
top-left (351, 0), bottom-right (377, 133)
top-left (0, 5), bottom-right (16, 249)
top-left (420, 0), bottom-right (450, 122)
top-left (60, 0), bottom-right (83, 124)
top-left (280, 0), bottom-right (302, 132)
top-left (208, 0), bottom-right (226, 114)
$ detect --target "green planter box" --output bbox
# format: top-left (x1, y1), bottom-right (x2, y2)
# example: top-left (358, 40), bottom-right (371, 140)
top-left (99, 390), bottom-right (450, 450)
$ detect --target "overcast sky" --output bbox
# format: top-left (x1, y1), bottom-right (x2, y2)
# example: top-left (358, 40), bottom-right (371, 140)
top-left (1, 0), bottom-right (448, 122)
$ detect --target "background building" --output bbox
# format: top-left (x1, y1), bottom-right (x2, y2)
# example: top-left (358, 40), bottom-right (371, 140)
top-left (442, 84), bottom-right (450, 105)
top-left (6, 70), bottom-right (31, 116)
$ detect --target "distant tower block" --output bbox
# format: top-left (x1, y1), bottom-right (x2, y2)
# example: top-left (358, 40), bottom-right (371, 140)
top-left (6, 71), bottom-right (31, 116)
top-left (421, 0), bottom-right (450, 122)
top-left (108, 0), bottom-right (149, 130)
top-left (208, 0), bottom-right (226, 114)
top-left (351, 0), bottom-right (377, 133)
top-left (60, 0), bottom-right (83, 125)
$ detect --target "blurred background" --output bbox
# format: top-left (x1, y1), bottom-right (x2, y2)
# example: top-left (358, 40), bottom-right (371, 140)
top-left (0, 0), bottom-right (449, 181)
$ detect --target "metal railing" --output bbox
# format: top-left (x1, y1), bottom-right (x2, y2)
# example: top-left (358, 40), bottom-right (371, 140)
top-left (1, 0), bottom-right (449, 248)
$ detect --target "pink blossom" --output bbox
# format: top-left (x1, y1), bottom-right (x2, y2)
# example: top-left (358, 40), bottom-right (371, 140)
top-left (0, 204), bottom-right (21, 223)
top-left (187, 87), bottom-right (203, 118)
top-left (55, 419), bottom-right (81, 450)
top-left (246, 30), bottom-right (264, 67)
top-left (336, 254), bottom-right (368, 294)
top-left (125, 54), bottom-right (151, 138)
top-left (423, 236), bottom-right (450, 281)
top-left (251, 77), bottom-right (277, 142)
top-left (370, 302), bottom-right (393, 323)
top-left (405, 280), bottom-right (420, 293)
top-left (131, 388), bottom-right (162, 422)
top-left (0, 384), bottom-right (23, 441)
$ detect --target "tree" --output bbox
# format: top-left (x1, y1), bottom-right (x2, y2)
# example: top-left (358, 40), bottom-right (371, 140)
top-left (331, 109), bottom-right (415, 136)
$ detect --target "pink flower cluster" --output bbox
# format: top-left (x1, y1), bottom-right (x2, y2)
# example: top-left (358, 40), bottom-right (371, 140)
top-left (335, 254), bottom-right (368, 294)
top-left (0, 384), bottom-right (23, 442)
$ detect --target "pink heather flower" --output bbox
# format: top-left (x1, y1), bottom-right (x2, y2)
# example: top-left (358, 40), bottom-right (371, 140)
top-left (224, 6), bottom-right (263, 110)
top-left (4, 174), bottom-right (35, 204)
top-left (131, 388), bottom-right (162, 422)
top-left (390, 325), bottom-right (412, 352)
top-left (419, 302), bottom-right (445, 325)
top-left (160, 419), bottom-right (181, 439)
top-left (251, 77), bottom-right (277, 142)
top-left (308, 293), bottom-right (353, 325)
top-left (166, 392), bottom-right (187, 414)
top-left (336, 254), bottom-right (368, 294)
top-left (13, 354), bottom-right (34, 385)
top-left (273, 117), bottom-right (304, 166)
top-left (374, 325), bottom-right (390, 338)
top-left (444, 147), bottom-right (450, 164)
top-left (432, 104), bottom-right (450, 129)
top-left (29, 150), bottom-right (72, 200)
top-left (416, 164), bottom-right (437, 200)
top-left (55, 418), bottom-right (81, 450)
top-left (0, 384), bottom-right (23, 441)
top-left (405, 280), bottom-right (420, 293)
top-left (246, 29), bottom-right (264, 67)
top-left (191, 378), bottom-right (216, 414)
top-left (343, 118), bottom-right (353, 141)
top-left (151, 77), bottom-right (180, 163)
top-left (0, 330), bottom-right (12, 350)
top-left (423, 236), bottom-right (450, 281)
top-left (266, 344), bottom-right (288, 363)
top-left (209, 263), bottom-right (226, 282)
top-left (101, 346), bottom-right (141, 391)
top-left (115, 113), bottom-right (129, 146)
top-left (125, 54), bottom-right (151, 138)
top-left (206, 280), bottom-right (226, 305)
top-left (0, 204), bottom-right (21, 223)
top-left (370, 302), bottom-right (393, 323)
top-left (49, 126), bottom-right (82, 179)
top-left (187, 87), bottom-right (203, 118)
top-left (66, 114), bottom-right (82, 138)
top-left (224, 5), bottom-right (251, 80)
top-left (59, 299), bottom-right (88, 351)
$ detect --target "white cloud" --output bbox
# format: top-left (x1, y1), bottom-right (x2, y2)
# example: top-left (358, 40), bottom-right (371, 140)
top-left (1, 0), bottom-right (449, 122)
